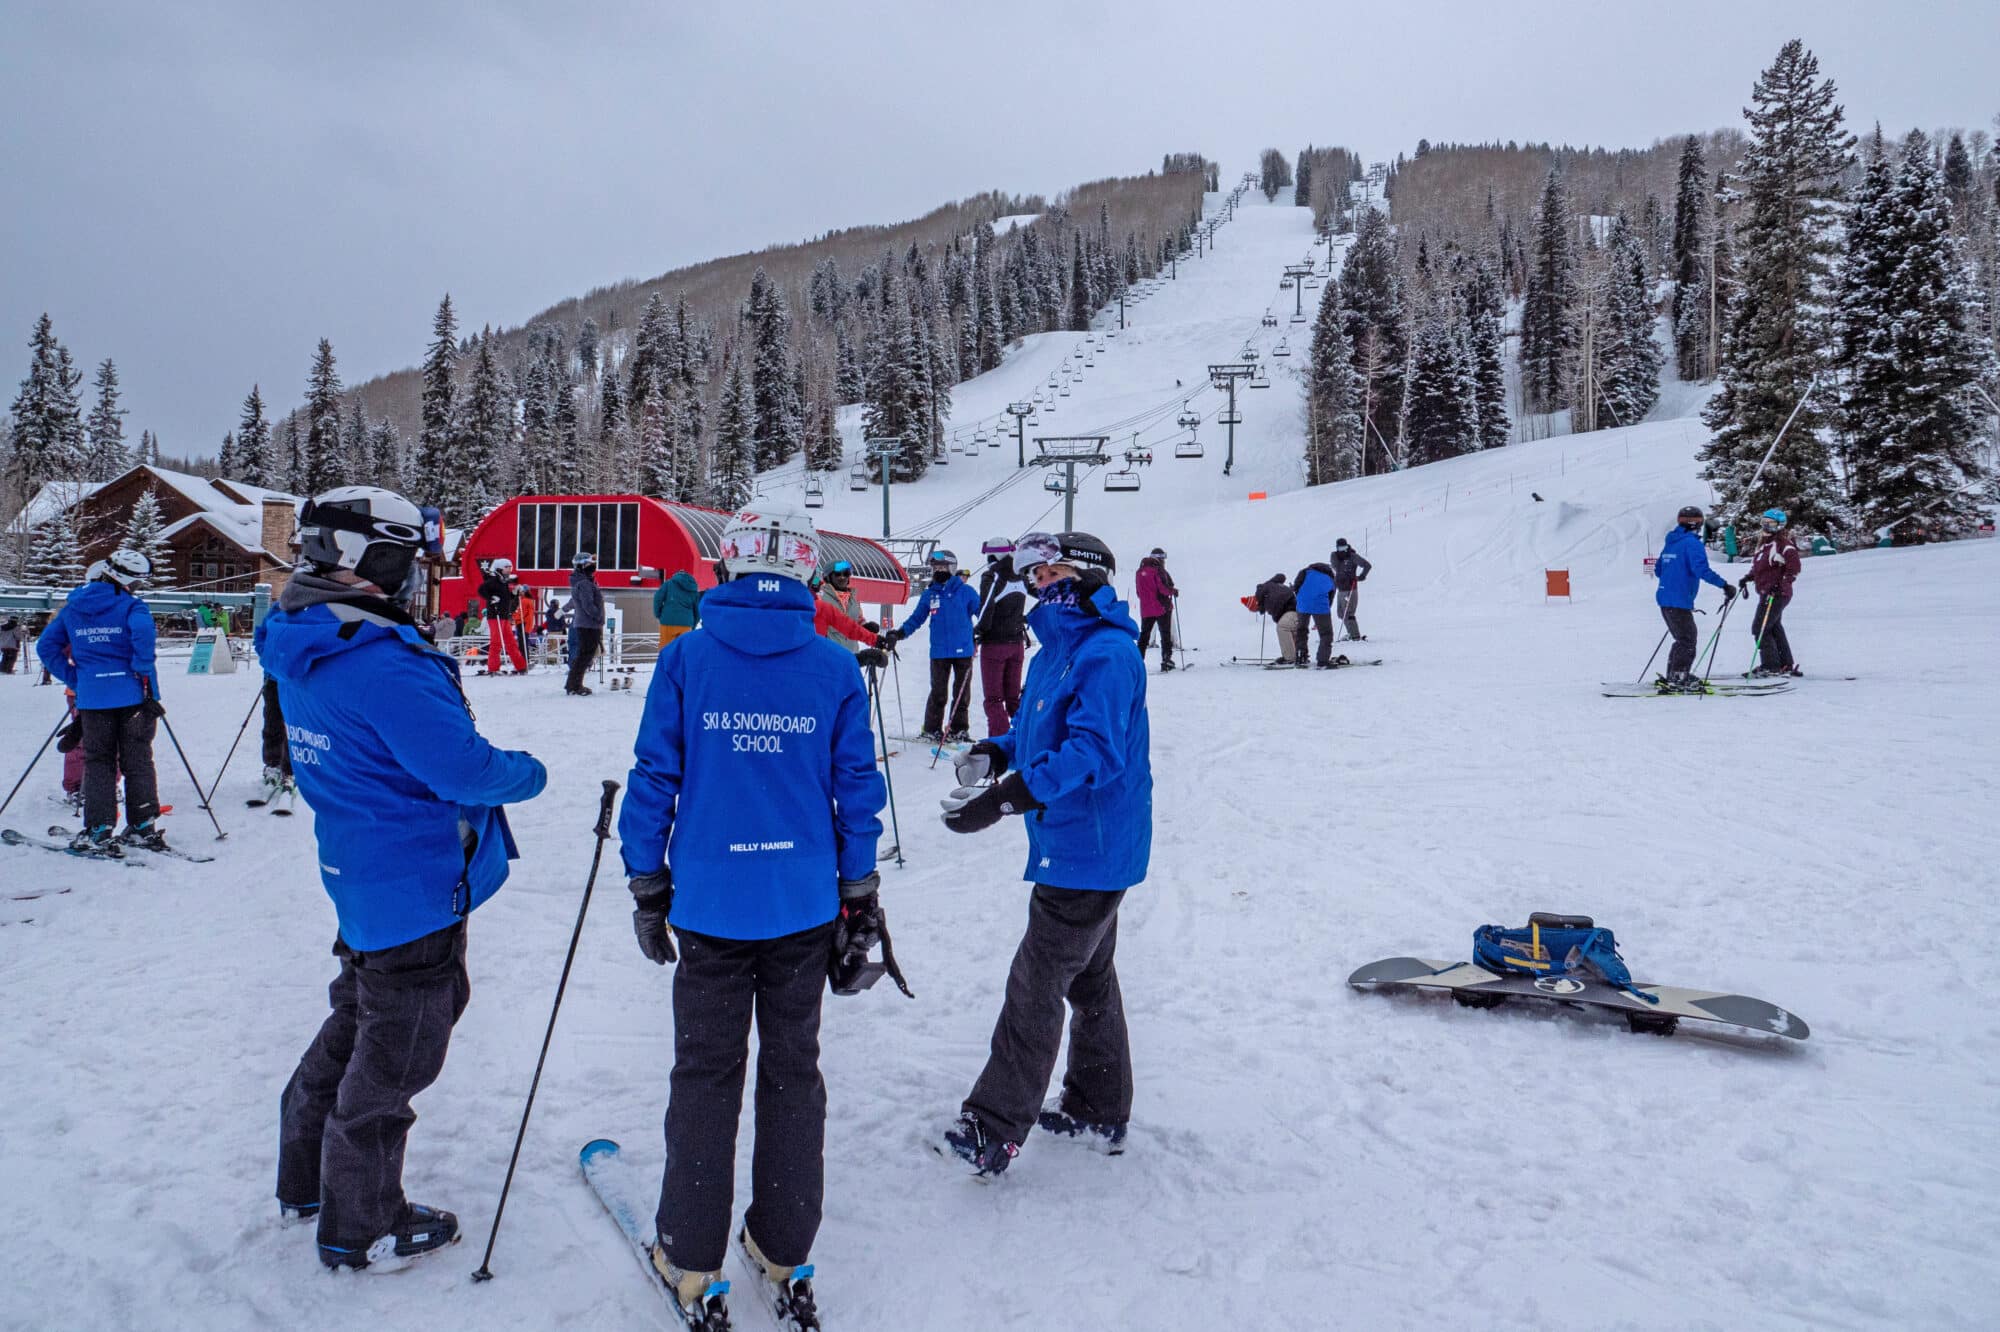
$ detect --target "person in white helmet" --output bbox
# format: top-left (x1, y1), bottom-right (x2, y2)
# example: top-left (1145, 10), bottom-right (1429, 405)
top-left (477, 556), bottom-right (528, 674)
top-left (618, 505), bottom-right (889, 1329)
top-left (36, 548), bottom-right (164, 856)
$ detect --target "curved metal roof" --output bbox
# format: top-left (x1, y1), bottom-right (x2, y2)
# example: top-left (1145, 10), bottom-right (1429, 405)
top-left (655, 499), bottom-right (906, 587)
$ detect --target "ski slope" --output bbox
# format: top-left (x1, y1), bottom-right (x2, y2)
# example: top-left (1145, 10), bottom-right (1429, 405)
top-left (3, 191), bottom-right (1997, 1331)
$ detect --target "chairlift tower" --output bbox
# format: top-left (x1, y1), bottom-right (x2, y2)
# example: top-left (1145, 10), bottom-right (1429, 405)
top-left (1030, 436), bottom-right (1111, 531)
top-left (864, 436), bottom-right (902, 538)
top-left (1006, 401), bottom-right (1034, 469)
top-left (1207, 364), bottom-right (1256, 477)
top-left (1285, 263), bottom-right (1316, 322)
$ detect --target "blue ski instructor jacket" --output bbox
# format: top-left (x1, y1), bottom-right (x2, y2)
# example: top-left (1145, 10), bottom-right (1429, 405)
top-left (619, 575), bottom-right (885, 940)
top-left (37, 580), bottom-right (159, 709)
top-left (897, 575), bottom-right (980, 658)
top-left (1654, 526), bottom-right (1732, 609)
top-left (1294, 565), bottom-right (1336, 616)
top-left (988, 581), bottom-right (1152, 892)
top-left (257, 595), bottom-right (547, 951)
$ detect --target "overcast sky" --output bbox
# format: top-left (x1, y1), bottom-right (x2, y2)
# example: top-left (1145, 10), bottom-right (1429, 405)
top-left (4, 0), bottom-right (1995, 457)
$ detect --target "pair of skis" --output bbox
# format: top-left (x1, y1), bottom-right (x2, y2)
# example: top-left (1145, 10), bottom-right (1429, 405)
top-left (1600, 678), bottom-right (1795, 699)
top-left (0, 826), bottom-right (214, 864)
top-left (580, 1138), bottom-right (817, 1330)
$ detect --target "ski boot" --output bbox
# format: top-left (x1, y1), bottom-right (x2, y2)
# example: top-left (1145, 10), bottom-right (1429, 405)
top-left (916, 730), bottom-right (943, 745)
top-left (736, 1226), bottom-right (820, 1331)
top-left (1657, 672), bottom-right (1706, 695)
top-left (69, 825), bottom-right (124, 859)
top-left (1262, 660), bottom-right (1295, 671)
top-left (1036, 1097), bottom-right (1129, 1155)
top-left (278, 1199), bottom-right (321, 1227)
top-left (934, 1112), bottom-right (1018, 1179)
top-left (318, 1202), bottom-right (459, 1272)
top-left (649, 1240), bottom-right (732, 1329)
top-left (1159, 659), bottom-right (1176, 673)
top-left (942, 729), bottom-right (972, 745)
top-left (566, 685), bottom-right (593, 696)
top-left (119, 821), bottom-right (169, 852)
top-left (258, 765), bottom-right (287, 803)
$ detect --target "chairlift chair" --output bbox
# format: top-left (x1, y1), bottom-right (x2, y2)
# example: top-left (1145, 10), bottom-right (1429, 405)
top-left (1124, 447), bottom-right (1154, 465)
top-left (1279, 279), bottom-right (1293, 290)
top-left (1104, 469), bottom-right (1141, 493)
top-left (1059, 386), bottom-right (1071, 397)
top-left (848, 463), bottom-right (869, 491)
top-left (1249, 368), bottom-right (1271, 389)
top-left (1173, 437), bottom-right (1205, 459)
top-left (804, 475), bottom-right (826, 509)
top-left (1273, 340), bottom-right (1291, 358)
top-left (1262, 314), bottom-right (1278, 328)
top-left (1043, 473), bottom-right (1066, 493)
top-left (1177, 411), bottom-right (1200, 429)
top-left (1290, 313), bottom-right (1307, 324)
top-left (1241, 347), bottom-right (1260, 362)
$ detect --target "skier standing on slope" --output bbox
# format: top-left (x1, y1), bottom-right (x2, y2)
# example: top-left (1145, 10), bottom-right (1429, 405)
top-left (934, 531), bottom-right (1152, 1176)
top-left (478, 557), bottom-right (528, 675)
top-left (565, 549), bottom-right (605, 696)
top-left (1738, 508), bottom-right (1802, 678)
top-left (1291, 557), bottom-right (1341, 668)
top-left (653, 568), bottom-right (703, 646)
top-left (1653, 504), bottom-right (1736, 692)
top-left (974, 538), bottom-right (1030, 737)
top-left (0, 615), bottom-right (21, 672)
top-left (1249, 571), bottom-right (1301, 667)
top-left (1329, 538), bottom-right (1373, 641)
top-left (259, 486), bottom-right (546, 1271)
top-left (1133, 547), bottom-right (1179, 672)
top-left (35, 548), bottom-right (166, 856)
top-left (618, 505), bottom-right (886, 1329)
top-left (883, 549), bottom-right (980, 743)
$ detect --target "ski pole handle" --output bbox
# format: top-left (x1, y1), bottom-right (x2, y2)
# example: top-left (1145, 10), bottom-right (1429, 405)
top-left (593, 779), bottom-right (620, 840)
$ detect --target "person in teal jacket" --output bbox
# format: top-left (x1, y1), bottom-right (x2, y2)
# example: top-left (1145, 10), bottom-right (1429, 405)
top-left (652, 567), bottom-right (703, 646)
top-left (934, 530), bottom-right (1152, 1178)
top-left (258, 486), bottom-right (546, 1274)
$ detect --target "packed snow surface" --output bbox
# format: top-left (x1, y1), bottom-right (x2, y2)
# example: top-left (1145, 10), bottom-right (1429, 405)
top-left (3, 192), bottom-right (1996, 1330)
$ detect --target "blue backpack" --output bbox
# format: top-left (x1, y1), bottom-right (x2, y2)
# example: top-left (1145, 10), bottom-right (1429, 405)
top-left (1473, 914), bottom-right (1654, 1004)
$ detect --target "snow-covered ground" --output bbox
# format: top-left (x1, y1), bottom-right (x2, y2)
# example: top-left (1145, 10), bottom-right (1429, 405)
top-left (4, 191), bottom-right (1997, 1330)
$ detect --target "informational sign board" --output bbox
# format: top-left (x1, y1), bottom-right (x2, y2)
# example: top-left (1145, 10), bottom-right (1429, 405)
top-left (188, 629), bottom-right (238, 675)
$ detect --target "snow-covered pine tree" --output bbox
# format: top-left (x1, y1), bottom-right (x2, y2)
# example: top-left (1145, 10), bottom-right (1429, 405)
top-left (595, 352), bottom-right (626, 488)
top-left (1069, 236), bottom-right (1092, 332)
top-left (628, 293), bottom-right (671, 419)
top-left (7, 313), bottom-right (86, 495)
top-left (414, 295), bottom-right (457, 507)
top-left (1841, 130), bottom-right (1996, 541)
top-left (1259, 148), bottom-right (1292, 201)
top-left (454, 331), bottom-right (509, 520)
top-left (83, 358), bottom-right (128, 480)
top-left (862, 269), bottom-right (922, 478)
top-left (710, 356), bottom-right (756, 511)
top-left (1670, 136), bottom-right (1710, 379)
top-left (1305, 281), bottom-right (1364, 483)
top-left (746, 268), bottom-right (802, 471)
top-left (515, 349), bottom-right (552, 494)
top-left (232, 385), bottom-right (270, 487)
top-left (1294, 148), bottom-right (1313, 207)
top-left (1595, 213), bottom-right (1664, 428)
top-left (25, 514), bottom-right (85, 589)
top-left (1339, 209), bottom-right (1405, 470)
top-left (368, 420), bottom-right (403, 493)
top-left (634, 394), bottom-right (673, 498)
top-left (217, 431), bottom-right (238, 478)
top-left (1699, 39), bottom-right (1855, 533)
top-left (1468, 309), bottom-right (1510, 449)
top-left (281, 417), bottom-right (304, 494)
top-left (121, 485), bottom-right (175, 588)
top-left (1521, 169), bottom-right (1575, 415)
top-left (551, 363), bottom-right (583, 493)
top-left (136, 428), bottom-right (158, 467)
top-left (576, 318), bottom-right (600, 382)
top-left (669, 385), bottom-right (704, 504)
top-left (1402, 309), bottom-right (1479, 466)
top-left (302, 339), bottom-right (345, 494)
top-left (344, 397), bottom-right (371, 483)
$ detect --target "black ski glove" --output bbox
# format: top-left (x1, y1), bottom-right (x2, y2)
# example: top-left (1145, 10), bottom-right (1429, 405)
top-left (141, 697), bottom-right (166, 719)
top-left (877, 629), bottom-right (901, 651)
top-left (941, 771), bottom-right (1041, 834)
top-left (953, 741), bottom-right (1008, 787)
top-left (629, 870), bottom-right (676, 965)
top-left (856, 646), bottom-right (889, 669)
top-left (832, 872), bottom-right (883, 971)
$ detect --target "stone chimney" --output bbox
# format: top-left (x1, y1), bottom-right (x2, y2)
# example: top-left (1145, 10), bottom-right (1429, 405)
top-left (260, 498), bottom-right (299, 601)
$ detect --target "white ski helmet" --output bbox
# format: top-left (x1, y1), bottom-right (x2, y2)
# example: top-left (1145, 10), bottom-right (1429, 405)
top-left (297, 485), bottom-right (427, 591)
top-left (87, 548), bottom-right (152, 590)
top-left (719, 505), bottom-right (822, 585)
top-left (491, 556), bottom-right (514, 574)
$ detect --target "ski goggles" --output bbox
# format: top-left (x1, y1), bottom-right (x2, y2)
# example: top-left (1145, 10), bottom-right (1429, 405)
top-left (298, 499), bottom-right (425, 549)
top-left (827, 560), bottom-right (853, 575)
top-left (1014, 531), bottom-right (1064, 575)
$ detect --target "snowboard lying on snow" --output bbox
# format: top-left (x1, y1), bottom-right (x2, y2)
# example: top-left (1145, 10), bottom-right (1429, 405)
top-left (1348, 955), bottom-right (1808, 1040)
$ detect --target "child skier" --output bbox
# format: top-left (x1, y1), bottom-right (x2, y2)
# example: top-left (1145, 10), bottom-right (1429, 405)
top-left (259, 485), bottom-right (546, 1271)
top-left (35, 548), bottom-right (166, 856)
top-left (619, 505), bottom-right (887, 1329)
top-left (935, 530), bottom-right (1152, 1176)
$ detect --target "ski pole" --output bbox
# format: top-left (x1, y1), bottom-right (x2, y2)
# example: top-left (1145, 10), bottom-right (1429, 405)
top-left (0, 711), bottom-right (67, 819)
top-left (866, 665), bottom-right (905, 869)
top-left (1695, 594), bottom-right (1738, 684)
top-left (472, 778), bottom-right (620, 1283)
top-left (1636, 628), bottom-right (1671, 683)
top-left (202, 689), bottom-right (263, 809)
top-left (154, 707), bottom-right (227, 841)
top-left (1747, 594), bottom-right (1776, 675)
top-left (889, 649), bottom-right (908, 740)
top-left (930, 659), bottom-right (977, 770)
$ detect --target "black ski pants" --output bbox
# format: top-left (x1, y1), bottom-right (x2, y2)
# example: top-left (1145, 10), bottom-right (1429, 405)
top-left (566, 626), bottom-right (603, 692)
top-left (1661, 606), bottom-right (1699, 676)
top-left (1306, 612), bottom-right (1338, 666)
top-left (923, 655), bottom-right (973, 736)
top-left (659, 921), bottom-right (835, 1273)
top-left (1751, 593), bottom-right (1794, 671)
top-left (259, 674), bottom-right (291, 775)
top-left (1137, 613), bottom-right (1175, 667)
top-left (81, 704), bottom-right (158, 831)
top-left (277, 923), bottom-right (470, 1249)
top-left (964, 884), bottom-right (1131, 1147)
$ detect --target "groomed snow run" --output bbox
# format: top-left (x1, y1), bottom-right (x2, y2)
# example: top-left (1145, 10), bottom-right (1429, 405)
top-left (3, 191), bottom-right (1996, 1330)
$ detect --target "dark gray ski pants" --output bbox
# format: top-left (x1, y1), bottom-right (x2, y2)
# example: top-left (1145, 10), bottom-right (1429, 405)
top-left (659, 921), bottom-right (834, 1272)
top-left (964, 884), bottom-right (1131, 1146)
top-left (81, 704), bottom-right (157, 831)
top-left (277, 923), bottom-right (469, 1248)
top-left (1661, 606), bottom-right (1699, 676)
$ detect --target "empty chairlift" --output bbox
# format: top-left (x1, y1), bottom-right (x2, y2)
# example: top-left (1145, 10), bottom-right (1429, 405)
top-left (804, 475), bottom-right (825, 509)
top-left (848, 462), bottom-right (870, 491)
top-left (1174, 435), bottom-right (1205, 459)
top-left (1104, 468), bottom-right (1141, 494)
top-left (1273, 338), bottom-right (1292, 358)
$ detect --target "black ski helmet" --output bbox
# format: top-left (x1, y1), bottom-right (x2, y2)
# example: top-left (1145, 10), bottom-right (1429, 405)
top-left (1016, 530), bottom-right (1115, 578)
top-left (1677, 504), bottom-right (1705, 526)
top-left (298, 485), bottom-right (426, 592)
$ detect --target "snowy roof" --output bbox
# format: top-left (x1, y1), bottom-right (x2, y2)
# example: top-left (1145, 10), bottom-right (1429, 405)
top-left (210, 479), bottom-right (302, 507)
top-left (158, 508), bottom-right (273, 557)
top-left (992, 213), bottom-right (1041, 232)
top-left (5, 479), bottom-right (108, 535)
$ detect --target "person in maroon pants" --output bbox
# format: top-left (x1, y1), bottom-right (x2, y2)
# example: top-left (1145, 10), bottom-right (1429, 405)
top-left (974, 539), bottom-right (1030, 738)
top-left (1133, 548), bottom-right (1179, 672)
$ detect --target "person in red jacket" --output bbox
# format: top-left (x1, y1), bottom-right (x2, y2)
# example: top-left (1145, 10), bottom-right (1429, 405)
top-left (1132, 548), bottom-right (1178, 672)
top-left (1737, 508), bottom-right (1802, 677)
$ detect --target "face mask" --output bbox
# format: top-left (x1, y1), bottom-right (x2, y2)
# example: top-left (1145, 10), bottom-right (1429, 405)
top-left (931, 569), bottom-right (950, 584)
top-left (1030, 576), bottom-right (1079, 606)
